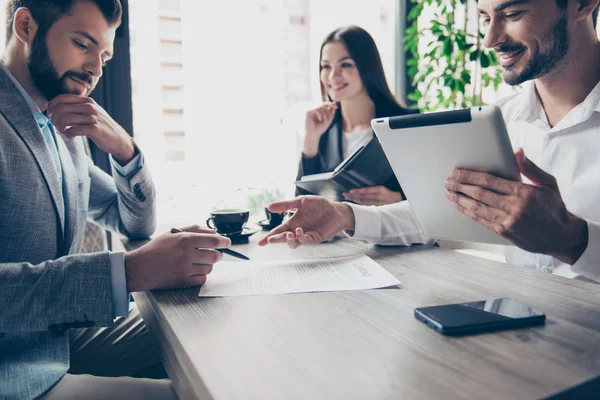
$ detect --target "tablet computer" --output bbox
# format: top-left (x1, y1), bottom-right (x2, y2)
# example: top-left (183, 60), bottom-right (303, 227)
top-left (371, 106), bottom-right (519, 245)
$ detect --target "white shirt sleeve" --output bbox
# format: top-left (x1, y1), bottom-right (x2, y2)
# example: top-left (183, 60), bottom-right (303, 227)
top-left (345, 201), bottom-right (435, 246)
top-left (570, 219), bottom-right (600, 282)
top-left (110, 152), bottom-right (143, 178)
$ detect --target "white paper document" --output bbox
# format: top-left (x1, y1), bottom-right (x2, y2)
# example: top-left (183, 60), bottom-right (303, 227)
top-left (198, 254), bottom-right (400, 297)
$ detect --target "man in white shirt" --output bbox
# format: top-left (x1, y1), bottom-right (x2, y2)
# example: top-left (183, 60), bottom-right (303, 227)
top-left (260, 0), bottom-right (600, 283)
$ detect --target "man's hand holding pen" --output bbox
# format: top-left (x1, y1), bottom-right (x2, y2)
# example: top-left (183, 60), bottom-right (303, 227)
top-left (124, 225), bottom-right (234, 292)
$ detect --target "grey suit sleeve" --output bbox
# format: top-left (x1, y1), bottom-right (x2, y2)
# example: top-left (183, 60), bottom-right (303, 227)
top-left (0, 252), bottom-right (115, 333)
top-left (86, 153), bottom-right (157, 239)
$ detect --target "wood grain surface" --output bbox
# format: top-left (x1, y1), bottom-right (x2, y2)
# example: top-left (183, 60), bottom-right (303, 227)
top-left (126, 234), bottom-right (600, 400)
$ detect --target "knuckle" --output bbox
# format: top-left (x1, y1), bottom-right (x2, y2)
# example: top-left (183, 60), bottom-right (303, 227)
top-left (206, 235), bottom-right (222, 248)
top-left (467, 201), bottom-right (479, 213)
top-left (195, 275), bottom-right (208, 286)
top-left (209, 250), bottom-right (222, 263)
top-left (175, 234), bottom-right (188, 248)
top-left (473, 187), bottom-right (486, 199)
top-left (482, 175), bottom-right (492, 187)
top-left (502, 217), bottom-right (516, 232)
top-left (83, 104), bottom-right (95, 114)
top-left (517, 185), bottom-right (532, 200)
top-left (510, 204), bottom-right (524, 220)
top-left (182, 251), bottom-right (195, 265)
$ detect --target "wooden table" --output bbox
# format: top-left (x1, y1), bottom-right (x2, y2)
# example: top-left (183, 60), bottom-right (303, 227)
top-left (126, 235), bottom-right (600, 400)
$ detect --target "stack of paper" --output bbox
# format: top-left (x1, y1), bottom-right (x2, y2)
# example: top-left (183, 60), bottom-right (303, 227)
top-left (198, 254), bottom-right (400, 297)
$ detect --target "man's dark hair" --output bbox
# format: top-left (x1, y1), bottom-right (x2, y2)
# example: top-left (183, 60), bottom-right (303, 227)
top-left (5, 0), bottom-right (122, 45)
top-left (555, 0), bottom-right (599, 29)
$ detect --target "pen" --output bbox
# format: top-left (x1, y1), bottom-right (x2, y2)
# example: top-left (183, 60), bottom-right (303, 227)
top-left (170, 227), bottom-right (250, 261)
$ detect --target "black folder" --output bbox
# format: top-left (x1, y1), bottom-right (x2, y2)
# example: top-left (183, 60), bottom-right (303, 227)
top-left (294, 138), bottom-right (395, 201)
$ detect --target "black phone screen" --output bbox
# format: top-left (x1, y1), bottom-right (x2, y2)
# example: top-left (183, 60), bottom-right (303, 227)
top-left (414, 298), bottom-right (546, 335)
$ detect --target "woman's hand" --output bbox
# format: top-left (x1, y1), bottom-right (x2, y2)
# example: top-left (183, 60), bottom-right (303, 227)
top-left (303, 102), bottom-right (338, 157)
top-left (343, 186), bottom-right (403, 206)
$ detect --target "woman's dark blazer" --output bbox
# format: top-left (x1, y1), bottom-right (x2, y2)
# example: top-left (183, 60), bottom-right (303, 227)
top-left (295, 106), bottom-right (419, 197)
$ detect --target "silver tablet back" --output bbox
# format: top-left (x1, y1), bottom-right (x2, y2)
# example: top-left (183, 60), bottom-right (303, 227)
top-left (372, 106), bottom-right (519, 245)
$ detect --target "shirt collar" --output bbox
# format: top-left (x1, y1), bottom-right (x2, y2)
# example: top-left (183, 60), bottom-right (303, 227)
top-left (588, 80), bottom-right (600, 113)
top-left (514, 82), bottom-right (545, 124)
top-left (0, 61), bottom-right (41, 115)
top-left (514, 79), bottom-right (600, 128)
top-left (34, 112), bottom-right (50, 130)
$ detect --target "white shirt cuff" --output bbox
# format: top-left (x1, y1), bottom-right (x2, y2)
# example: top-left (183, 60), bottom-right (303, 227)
top-left (110, 152), bottom-right (143, 178)
top-left (344, 201), bottom-right (434, 247)
top-left (109, 251), bottom-right (130, 317)
top-left (344, 203), bottom-right (382, 242)
top-left (570, 219), bottom-right (600, 282)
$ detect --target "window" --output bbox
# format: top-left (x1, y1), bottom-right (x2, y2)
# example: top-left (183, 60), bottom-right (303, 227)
top-left (128, 0), bottom-right (400, 224)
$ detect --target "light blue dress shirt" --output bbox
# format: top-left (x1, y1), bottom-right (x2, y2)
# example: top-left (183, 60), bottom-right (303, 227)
top-left (34, 112), bottom-right (63, 184)
top-left (1, 62), bottom-right (139, 318)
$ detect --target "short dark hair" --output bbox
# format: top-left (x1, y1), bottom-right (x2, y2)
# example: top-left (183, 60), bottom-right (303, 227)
top-left (319, 25), bottom-right (409, 118)
top-left (5, 0), bottom-right (122, 45)
top-left (555, 0), bottom-right (599, 29)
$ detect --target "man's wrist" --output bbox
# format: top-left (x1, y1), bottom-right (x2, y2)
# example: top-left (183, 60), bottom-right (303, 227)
top-left (559, 215), bottom-right (589, 265)
top-left (334, 201), bottom-right (356, 232)
top-left (113, 138), bottom-right (137, 166)
top-left (124, 250), bottom-right (138, 292)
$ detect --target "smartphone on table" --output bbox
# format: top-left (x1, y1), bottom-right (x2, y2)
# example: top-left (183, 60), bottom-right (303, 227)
top-left (414, 298), bottom-right (546, 336)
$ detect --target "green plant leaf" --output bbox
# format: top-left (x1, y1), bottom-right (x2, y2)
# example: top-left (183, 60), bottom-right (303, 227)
top-left (469, 49), bottom-right (479, 61)
top-left (480, 52), bottom-right (490, 68)
top-left (407, 93), bottom-right (419, 101)
top-left (443, 38), bottom-right (453, 55)
top-left (407, 3), bottom-right (424, 21)
top-left (461, 70), bottom-right (472, 84)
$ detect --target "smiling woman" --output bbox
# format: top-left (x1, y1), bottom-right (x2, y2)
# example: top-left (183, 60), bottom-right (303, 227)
top-left (127, 0), bottom-right (400, 224)
top-left (295, 25), bottom-right (416, 206)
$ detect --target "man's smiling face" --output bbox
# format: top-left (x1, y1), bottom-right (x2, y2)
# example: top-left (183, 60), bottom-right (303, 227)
top-left (478, 0), bottom-right (570, 85)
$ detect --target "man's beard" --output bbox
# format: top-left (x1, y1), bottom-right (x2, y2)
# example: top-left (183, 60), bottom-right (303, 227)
top-left (28, 30), bottom-right (94, 100)
top-left (501, 11), bottom-right (569, 86)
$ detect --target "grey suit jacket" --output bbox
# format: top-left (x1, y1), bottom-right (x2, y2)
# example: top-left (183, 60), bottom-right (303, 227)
top-left (0, 66), bottom-right (156, 399)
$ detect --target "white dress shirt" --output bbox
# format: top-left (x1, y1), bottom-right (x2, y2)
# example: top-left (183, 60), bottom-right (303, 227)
top-left (347, 80), bottom-right (600, 282)
top-left (342, 127), bottom-right (374, 159)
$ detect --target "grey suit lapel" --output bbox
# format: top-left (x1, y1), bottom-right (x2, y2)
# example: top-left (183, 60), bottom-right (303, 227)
top-left (57, 137), bottom-right (78, 253)
top-left (0, 66), bottom-right (66, 234)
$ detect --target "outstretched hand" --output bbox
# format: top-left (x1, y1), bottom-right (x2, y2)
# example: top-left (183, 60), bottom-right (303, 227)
top-left (258, 196), bottom-right (355, 249)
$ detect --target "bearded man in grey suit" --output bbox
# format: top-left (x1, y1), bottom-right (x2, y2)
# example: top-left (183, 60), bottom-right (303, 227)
top-left (0, 1), bottom-right (232, 399)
